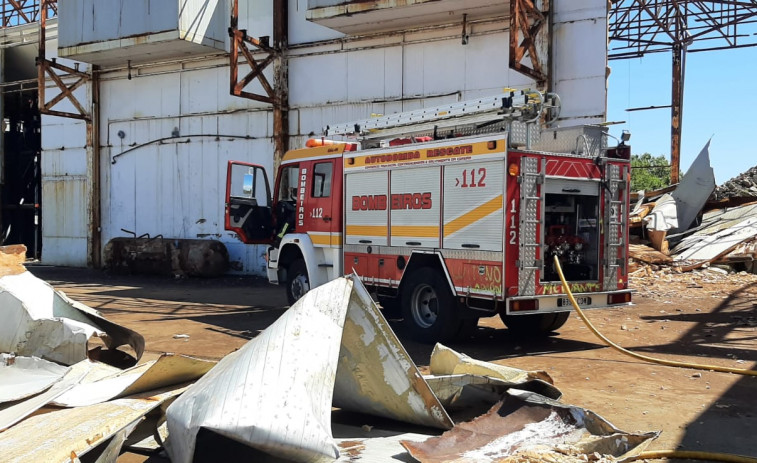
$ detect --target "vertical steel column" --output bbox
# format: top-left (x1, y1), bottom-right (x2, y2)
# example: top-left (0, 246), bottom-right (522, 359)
top-left (670, 42), bottom-right (683, 184)
top-left (88, 69), bottom-right (101, 267)
top-left (0, 46), bottom-right (4, 240)
top-left (273, 0), bottom-right (289, 173)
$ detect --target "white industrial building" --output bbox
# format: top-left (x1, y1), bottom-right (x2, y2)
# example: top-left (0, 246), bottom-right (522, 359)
top-left (0, 0), bottom-right (609, 275)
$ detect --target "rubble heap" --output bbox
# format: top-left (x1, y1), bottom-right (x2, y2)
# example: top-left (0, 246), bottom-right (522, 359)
top-left (715, 165), bottom-right (757, 199)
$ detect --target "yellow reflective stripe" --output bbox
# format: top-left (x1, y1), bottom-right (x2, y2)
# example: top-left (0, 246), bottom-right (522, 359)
top-left (346, 225), bottom-right (387, 236)
top-left (308, 233), bottom-right (343, 246)
top-left (391, 226), bottom-right (439, 238)
top-left (444, 195), bottom-right (503, 237)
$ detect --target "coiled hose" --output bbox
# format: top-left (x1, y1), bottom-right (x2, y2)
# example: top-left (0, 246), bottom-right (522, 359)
top-left (553, 256), bottom-right (757, 462)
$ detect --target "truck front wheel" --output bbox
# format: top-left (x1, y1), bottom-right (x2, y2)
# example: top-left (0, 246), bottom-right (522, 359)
top-left (401, 268), bottom-right (462, 343)
top-left (500, 312), bottom-right (570, 335)
top-left (286, 259), bottom-right (309, 305)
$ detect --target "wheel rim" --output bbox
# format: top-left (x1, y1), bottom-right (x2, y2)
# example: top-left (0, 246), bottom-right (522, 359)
top-left (410, 284), bottom-right (438, 328)
top-left (290, 274), bottom-right (309, 301)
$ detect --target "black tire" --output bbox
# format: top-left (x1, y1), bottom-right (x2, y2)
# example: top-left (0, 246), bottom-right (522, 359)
top-left (455, 317), bottom-right (479, 340)
top-left (500, 311), bottom-right (570, 335)
top-left (286, 259), bottom-right (309, 305)
top-left (401, 267), bottom-right (462, 343)
top-left (377, 295), bottom-right (402, 319)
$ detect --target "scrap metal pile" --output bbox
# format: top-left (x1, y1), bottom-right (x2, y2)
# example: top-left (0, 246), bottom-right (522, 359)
top-left (0, 245), bottom-right (657, 462)
top-left (630, 143), bottom-right (757, 273)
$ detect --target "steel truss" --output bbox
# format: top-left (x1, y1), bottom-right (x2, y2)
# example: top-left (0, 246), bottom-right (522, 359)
top-left (510, 0), bottom-right (550, 88)
top-left (610, 0), bottom-right (757, 58)
top-left (229, 0), bottom-right (289, 168)
top-left (1, 0), bottom-right (54, 27)
top-left (609, 1), bottom-right (757, 182)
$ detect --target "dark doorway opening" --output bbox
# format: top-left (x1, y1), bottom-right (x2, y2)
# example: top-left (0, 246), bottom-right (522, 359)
top-left (2, 86), bottom-right (41, 259)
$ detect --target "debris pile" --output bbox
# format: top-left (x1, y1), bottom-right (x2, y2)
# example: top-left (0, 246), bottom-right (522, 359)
top-left (0, 247), bottom-right (658, 462)
top-left (629, 264), bottom-right (757, 299)
top-left (631, 143), bottom-right (757, 274)
top-left (715, 165), bottom-right (757, 199)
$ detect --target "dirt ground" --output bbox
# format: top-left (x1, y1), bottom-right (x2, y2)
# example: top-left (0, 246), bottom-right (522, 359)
top-left (26, 263), bottom-right (757, 462)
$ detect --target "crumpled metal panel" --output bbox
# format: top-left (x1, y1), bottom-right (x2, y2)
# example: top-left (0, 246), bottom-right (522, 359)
top-left (0, 269), bottom-right (145, 365)
top-left (0, 386), bottom-right (186, 463)
top-left (164, 275), bottom-right (452, 463)
top-left (333, 279), bottom-right (453, 429)
top-left (0, 353), bottom-right (70, 403)
top-left (0, 359), bottom-right (91, 431)
top-left (401, 390), bottom-right (659, 463)
top-left (669, 141), bottom-right (715, 233)
top-left (673, 216), bottom-right (757, 263)
top-left (52, 353), bottom-right (216, 407)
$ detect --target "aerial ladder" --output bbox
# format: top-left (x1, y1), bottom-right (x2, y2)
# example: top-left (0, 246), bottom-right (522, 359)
top-left (322, 89), bottom-right (561, 148)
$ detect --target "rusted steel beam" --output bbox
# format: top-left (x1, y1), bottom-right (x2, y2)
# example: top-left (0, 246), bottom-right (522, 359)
top-left (37, 0), bottom-right (91, 121)
top-left (228, 0), bottom-right (277, 103)
top-left (670, 43), bottom-right (682, 184)
top-left (89, 69), bottom-right (102, 268)
top-left (273, 0), bottom-right (289, 171)
top-left (228, 0), bottom-right (289, 171)
top-left (509, 0), bottom-right (549, 87)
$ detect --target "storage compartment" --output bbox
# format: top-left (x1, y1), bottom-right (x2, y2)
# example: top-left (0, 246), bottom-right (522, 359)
top-left (541, 180), bottom-right (600, 283)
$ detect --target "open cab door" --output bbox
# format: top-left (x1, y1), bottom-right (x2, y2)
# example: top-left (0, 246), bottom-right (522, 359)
top-left (225, 162), bottom-right (273, 244)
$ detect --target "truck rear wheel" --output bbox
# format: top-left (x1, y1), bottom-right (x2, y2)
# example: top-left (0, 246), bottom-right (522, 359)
top-left (401, 268), bottom-right (462, 343)
top-left (500, 312), bottom-right (570, 335)
top-left (286, 259), bottom-right (309, 305)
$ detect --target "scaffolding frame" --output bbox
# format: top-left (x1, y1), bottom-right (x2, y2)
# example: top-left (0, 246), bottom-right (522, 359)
top-left (609, 1), bottom-right (757, 182)
top-left (1, 0), bottom-right (53, 27)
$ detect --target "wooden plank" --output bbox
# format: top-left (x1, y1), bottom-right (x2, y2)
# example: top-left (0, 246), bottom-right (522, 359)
top-left (629, 243), bottom-right (673, 264)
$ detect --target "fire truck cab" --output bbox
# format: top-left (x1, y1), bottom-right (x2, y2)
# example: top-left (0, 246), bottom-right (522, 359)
top-left (225, 91), bottom-right (633, 343)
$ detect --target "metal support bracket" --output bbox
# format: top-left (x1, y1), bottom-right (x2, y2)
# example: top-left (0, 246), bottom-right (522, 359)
top-left (36, 0), bottom-right (90, 121)
top-left (509, 0), bottom-right (550, 88)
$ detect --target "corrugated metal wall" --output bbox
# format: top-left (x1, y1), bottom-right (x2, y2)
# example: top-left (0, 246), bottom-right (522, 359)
top-left (39, 0), bottom-right (609, 274)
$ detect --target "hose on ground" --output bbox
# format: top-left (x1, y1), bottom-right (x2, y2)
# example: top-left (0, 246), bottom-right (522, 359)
top-left (553, 257), bottom-right (757, 462)
top-left (632, 450), bottom-right (757, 462)
top-left (552, 256), bottom-right (757, 377)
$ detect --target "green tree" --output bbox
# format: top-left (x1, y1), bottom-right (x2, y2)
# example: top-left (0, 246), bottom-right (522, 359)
top-left (630, 153), bottom-right (671, 191)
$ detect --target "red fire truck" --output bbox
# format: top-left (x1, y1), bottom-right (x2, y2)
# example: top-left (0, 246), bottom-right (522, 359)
top-left (225, 91), bottom-right (632, 342)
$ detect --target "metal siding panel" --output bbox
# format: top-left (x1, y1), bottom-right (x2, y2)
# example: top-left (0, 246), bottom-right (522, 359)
top-left (554, 0), bottom-right (606, 22)
top-left (187, 142), bottom-right (206, 236)
top-left (289, 0), bottom-right (344, 45)
top-left (553, 20), bottom-right (606, 82)
top-left (102, 73), bottom-right (181, 122)
top-left (553, 76), bottom-right (606, 124)
top-left (289, 53), bottom-right (349, 105)
top-left (41, 118), bottom-right (88, 152)
top-left (346, 48), bottom-right (400, 100)
top-left (345, 171), bottom-right (389, 246)
top-left (106, 148), bottom-right (137, 239)
top-left (40, 237), bottom-right (88, 266)
top-left (443, 161), bottom-right (504, 251)
top-left (390, 166), bottom-right (440, 248)
top-left (463, 31), bottom-right (509, 91)
top-left (41, 173), bottom-right (88, 266)
top-left (179, 0), bottom-right (227, 47)
top-left (42, 149), bottom-right (88, 177)
top-left (414, 41), bottom-right (468, 94)
top-left (237, 0), bottom-right (273, 37)
top-left (41, 177), bottom-right (88, 236)
top-left (58, 0), bottom-right (178, 47)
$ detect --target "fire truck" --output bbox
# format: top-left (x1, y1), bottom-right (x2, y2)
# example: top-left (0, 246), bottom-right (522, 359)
top-left (225, 90), bottom-right (632, 342)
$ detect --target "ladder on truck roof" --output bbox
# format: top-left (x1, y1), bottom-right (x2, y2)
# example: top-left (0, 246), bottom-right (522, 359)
top-left (322, 90), bottom-right (561, 144)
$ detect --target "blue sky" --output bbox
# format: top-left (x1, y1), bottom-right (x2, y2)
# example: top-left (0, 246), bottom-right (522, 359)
top-left (606, 47), bottom-right (755, 185)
